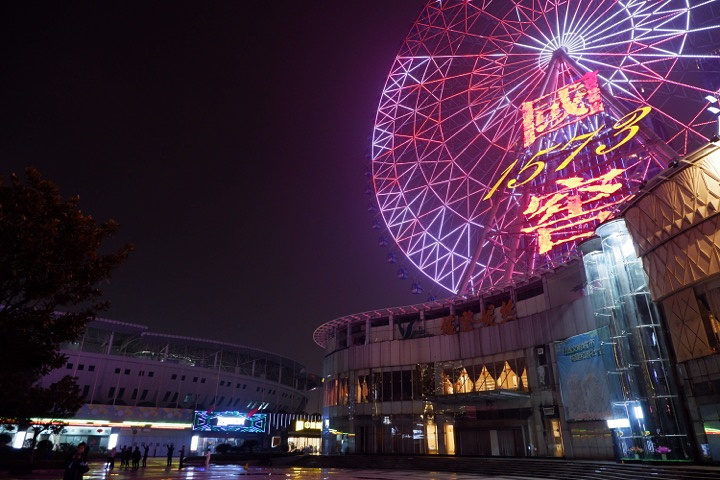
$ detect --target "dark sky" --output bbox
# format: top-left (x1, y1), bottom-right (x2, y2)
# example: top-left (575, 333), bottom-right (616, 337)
top-left (0, 1), bottom-right (431, 373)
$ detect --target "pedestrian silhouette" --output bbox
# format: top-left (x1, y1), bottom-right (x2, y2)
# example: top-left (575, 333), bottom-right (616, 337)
top-left (131, 446), bottom-right (141, 469)
top-left (166, 443), bottom-right (175, 467)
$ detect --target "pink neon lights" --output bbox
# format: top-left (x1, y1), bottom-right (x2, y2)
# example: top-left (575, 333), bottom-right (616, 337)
top-left (372, 0), bottom-right (718, 294)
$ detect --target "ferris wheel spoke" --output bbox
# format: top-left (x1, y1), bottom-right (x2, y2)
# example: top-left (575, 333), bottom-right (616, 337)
top-left (373, 0), bottom-right (720, 295)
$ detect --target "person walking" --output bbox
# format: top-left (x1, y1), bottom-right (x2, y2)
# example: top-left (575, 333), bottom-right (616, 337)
top-left (122, 446), bottom-right (131, 468)
top-left (205, 447), bottom-right (211, 469)
top-left (77, 442), bottom-right (89, 463)
top-left (63, 444), bottom-right (89, 480)
top-left (178, 445), bottom-right (185, 470)
top-left (166, 443), bottom-right (175, 467)
top-left (131, 446), bottom-right (141, 469)
top-left (142, 443), bottom-right (149, 467)
top-left (105, 447), bottom-right (116, 470)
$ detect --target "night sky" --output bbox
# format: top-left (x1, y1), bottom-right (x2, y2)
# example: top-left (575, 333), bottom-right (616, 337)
top-left (0, 1), bottom-right (431, 372)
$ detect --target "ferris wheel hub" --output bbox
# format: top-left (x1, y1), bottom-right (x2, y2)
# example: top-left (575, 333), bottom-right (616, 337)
top-left (372, 0), bottom-right (720, 295)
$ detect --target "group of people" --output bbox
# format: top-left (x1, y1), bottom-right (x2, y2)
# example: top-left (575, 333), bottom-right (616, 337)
top-left (105, 443), bottom-right (150, 469)
top-left (65, 441), bottom-right (192, 478)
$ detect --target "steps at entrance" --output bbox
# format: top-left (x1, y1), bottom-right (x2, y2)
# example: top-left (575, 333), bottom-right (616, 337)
top-left (289, 455), bottom-right (719, 480)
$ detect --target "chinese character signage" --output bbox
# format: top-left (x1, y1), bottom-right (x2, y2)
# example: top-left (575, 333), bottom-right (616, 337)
top-left (521, 71), bottom-right (604, 147)
top-left (521, 168), bottom-right (627, 254)
top-left (484, 103), bottom-right (652, 255)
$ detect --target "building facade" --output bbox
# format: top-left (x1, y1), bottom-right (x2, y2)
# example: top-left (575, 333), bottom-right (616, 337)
top-left (314, 142), bottom-right (720, 462)
top-left (6, 318), bottom-right (321, 455)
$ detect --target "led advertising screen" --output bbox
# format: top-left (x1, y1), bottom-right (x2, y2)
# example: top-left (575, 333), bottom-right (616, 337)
top-left (192, 410), bottom-right (267, 433)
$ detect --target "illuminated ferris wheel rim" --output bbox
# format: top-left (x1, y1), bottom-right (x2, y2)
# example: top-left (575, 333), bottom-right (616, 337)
top-left (371, 0), bottom-right (720, 296)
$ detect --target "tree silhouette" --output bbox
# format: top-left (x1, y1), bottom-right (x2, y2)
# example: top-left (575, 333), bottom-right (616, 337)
top-left (0, 167), bottom-right (132, 436)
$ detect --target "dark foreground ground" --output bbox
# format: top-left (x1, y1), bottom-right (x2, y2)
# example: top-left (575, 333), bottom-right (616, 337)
top-left (290, 454), bottom-right (720, 480)
top-left (1, 453), bottom-right (719, 480)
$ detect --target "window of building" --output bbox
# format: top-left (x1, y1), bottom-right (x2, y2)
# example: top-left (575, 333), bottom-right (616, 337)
top-left (124, 369), bottom-right (130, 375)
top-left (696, 288), bottom-right (720, 350)
top-left (67, 363), bottom-right (73, 369)
top-left (516, 280), bottom-right (544, 301)
top-left (200, 378), bottom-right (206, 383)
top-left (141, 390), bottom-right (148, 400)
top-left (82, 385), bottom-right (89, 398)
top-left (171, 374), bottom-right (177, 380)
top-left (401, 370), bottom-right (414, 400)
top-left (181, 375), bottom-right (186, 381)
top-left (78, 364), bottom-right (84, 371)
top-left (356, 372), bottom-right (370, 403)
top-left (417, 363), bottom-right (435, 397)
top-left (162, 391), bottom-right (171, 402)
top-left (382, 371), bottom-right (392, 402)
top-left (148, 372), bottom-right (154, 377)
top-left (131, 389), bottom-right (138, 400)
top-left (108, 387), bottom-right (115, 398)
top-left (392, 371), bottom-right (402, 401)
top-left (88, 365), bottom-right (95, 372)
top-left (115, 368), bottom-right (121, 374)
top-left (117, 387), bottom-right (125, 399)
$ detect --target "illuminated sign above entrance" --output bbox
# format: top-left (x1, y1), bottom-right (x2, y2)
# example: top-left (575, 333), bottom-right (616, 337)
top-left (295, 420), bottom-right (322, 431)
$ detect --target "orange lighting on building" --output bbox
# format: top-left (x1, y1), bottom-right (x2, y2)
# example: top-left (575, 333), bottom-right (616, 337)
top-left (521, 168), bottom-right (631, 254)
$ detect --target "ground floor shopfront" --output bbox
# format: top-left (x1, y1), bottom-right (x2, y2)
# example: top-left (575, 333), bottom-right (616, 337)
top-left (322, 395), bottom-right (569, 458)
top-left (2, 405), bottom-right (320, 457)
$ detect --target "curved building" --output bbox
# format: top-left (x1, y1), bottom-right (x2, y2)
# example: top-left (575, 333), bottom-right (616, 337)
top-left (315, 142), bottom-right (720, 462)
top-left (13, 318), bottom-right (321, 455)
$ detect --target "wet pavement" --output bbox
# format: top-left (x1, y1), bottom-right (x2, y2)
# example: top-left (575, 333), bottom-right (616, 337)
top-left (3, 456), bottom-right (719, 480)
top-left (0, 457), bottom-right (533, 480)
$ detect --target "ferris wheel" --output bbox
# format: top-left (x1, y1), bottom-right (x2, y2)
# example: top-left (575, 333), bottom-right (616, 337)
top-left (371, 0), bottom-right (720, 296)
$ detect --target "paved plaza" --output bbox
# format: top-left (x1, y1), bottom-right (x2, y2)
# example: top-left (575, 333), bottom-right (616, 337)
top-left (0, 458), bottom-right (530, 480)
top-left (2, 456), bottom-right (718, 480)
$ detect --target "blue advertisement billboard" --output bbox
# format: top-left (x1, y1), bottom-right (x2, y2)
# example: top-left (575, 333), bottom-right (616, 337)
top-left (555, 327), bottom-right (620, 421)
